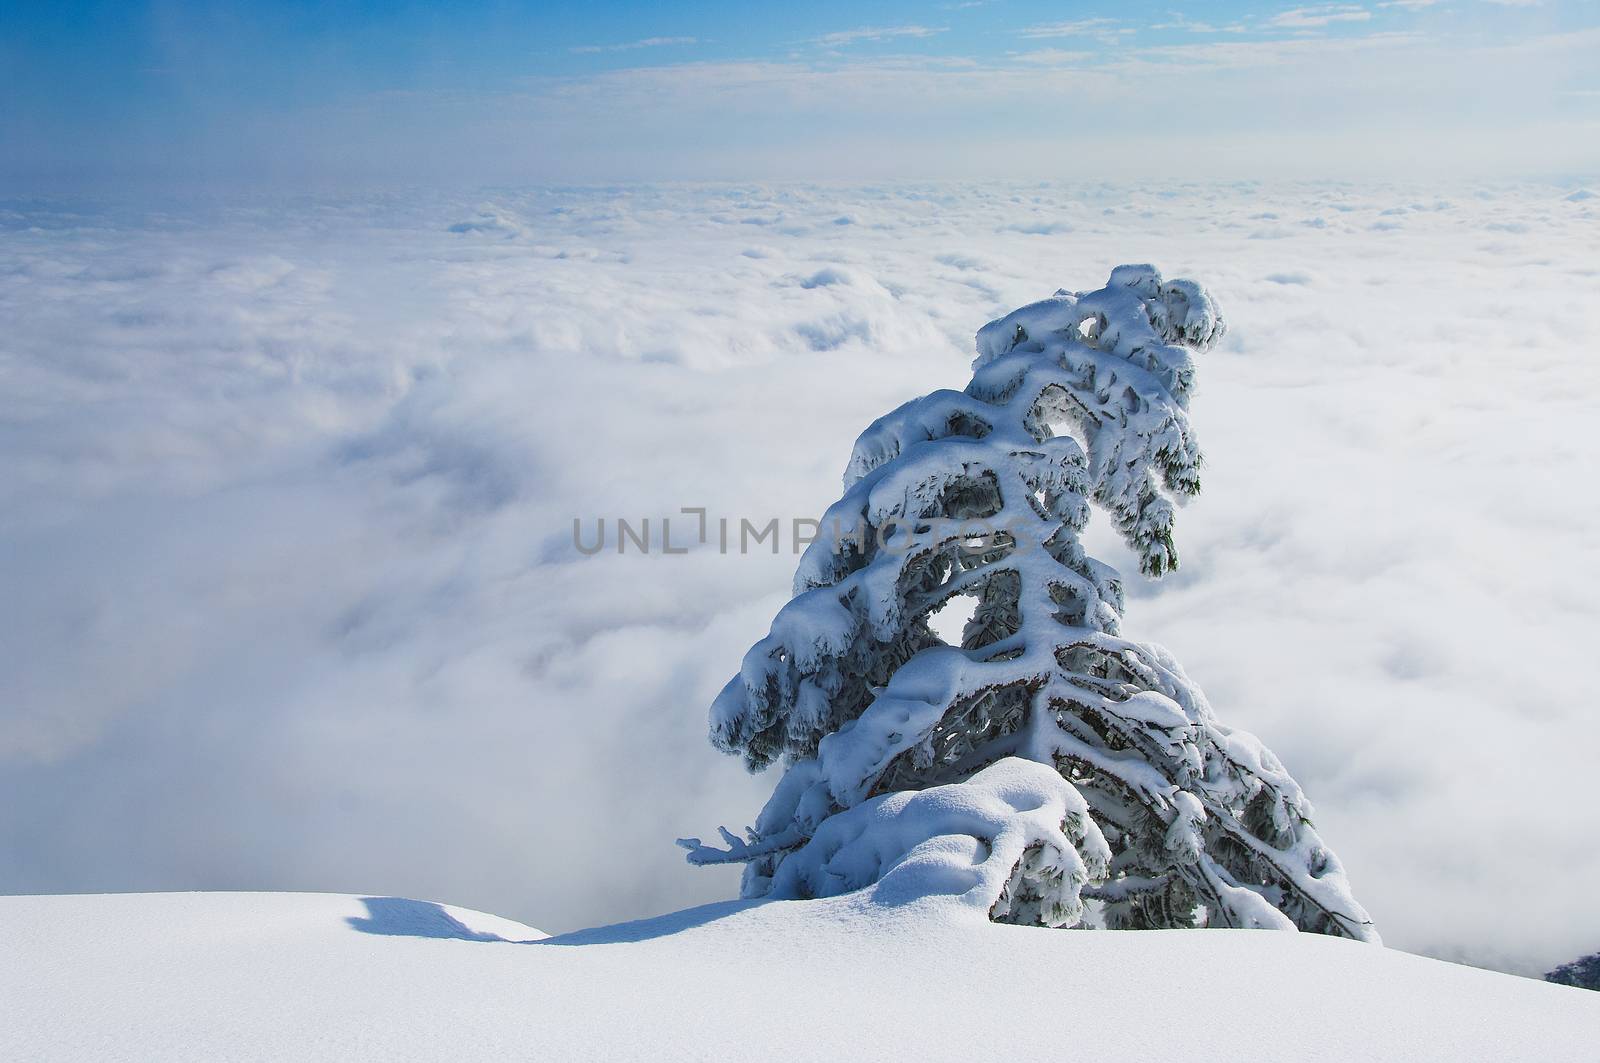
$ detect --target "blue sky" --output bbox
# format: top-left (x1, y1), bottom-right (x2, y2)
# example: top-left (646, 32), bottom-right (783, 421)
top-left (3, 1), bottom-right (1597, 184)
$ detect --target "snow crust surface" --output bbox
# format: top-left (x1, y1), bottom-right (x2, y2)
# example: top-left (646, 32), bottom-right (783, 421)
top-left (4, 891), bottom-right (1597, 1062)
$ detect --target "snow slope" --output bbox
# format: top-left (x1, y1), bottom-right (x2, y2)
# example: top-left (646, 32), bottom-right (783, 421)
top-left (4, 892), bottom-right (1596, 1061)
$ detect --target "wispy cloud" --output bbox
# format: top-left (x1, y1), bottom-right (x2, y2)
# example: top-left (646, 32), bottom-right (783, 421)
top-left (1018, 18), bottom-right (1132, 40)
top-left (571, 36), bottom-right (698, 55)
top-left (1153, 17), bottom-right (1222, 33)
top-left (812, 25), bottom-right (946, 47)
top-left (1152, 13), bottom-right (1251, 34)
top-left (1267, 5), bottom-right (1374, 28)
top-left (1009, 48), bottom-right (1098, 66)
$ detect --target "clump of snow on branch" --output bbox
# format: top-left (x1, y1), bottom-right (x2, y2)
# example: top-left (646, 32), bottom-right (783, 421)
top-left (683, 757), bottom-right (1109, 926)
top-left (688, 264), bottom-right (1378, 942)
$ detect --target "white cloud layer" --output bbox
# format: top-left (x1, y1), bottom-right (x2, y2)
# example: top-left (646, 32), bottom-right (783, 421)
top-left (1, 182), bottom-right (1597, 976)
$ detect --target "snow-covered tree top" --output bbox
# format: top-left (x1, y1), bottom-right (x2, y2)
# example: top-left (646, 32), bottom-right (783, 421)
top-left (827, 262), bottom-right (1222, 590)
top-left (719, 265), bottom-right (1228, 770)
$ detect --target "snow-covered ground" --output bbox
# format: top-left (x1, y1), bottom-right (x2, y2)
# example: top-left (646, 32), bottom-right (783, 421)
top-left (2, 182), bottom-right (1598, 976)
top-left (4, 891), bottom-right (1598, 1062)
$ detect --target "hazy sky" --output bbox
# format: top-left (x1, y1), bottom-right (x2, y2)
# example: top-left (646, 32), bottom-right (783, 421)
top-left (4, 1), bottom-right (1598, 186)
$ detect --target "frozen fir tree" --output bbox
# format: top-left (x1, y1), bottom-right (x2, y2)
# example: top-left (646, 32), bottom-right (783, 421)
top-left (681, 265), bottom-right (1378, 941)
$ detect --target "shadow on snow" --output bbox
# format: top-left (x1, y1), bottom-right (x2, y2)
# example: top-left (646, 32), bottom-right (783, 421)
top-left (346, 897), bottom-right (521, 943)
top-left (346, 895), bottom-right (764, 946)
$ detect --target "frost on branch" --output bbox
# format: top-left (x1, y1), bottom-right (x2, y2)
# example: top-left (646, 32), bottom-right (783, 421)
top-left (691, 265), bottom-right (1378, 942)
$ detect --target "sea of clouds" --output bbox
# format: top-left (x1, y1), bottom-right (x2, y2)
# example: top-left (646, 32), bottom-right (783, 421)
top-left (2, 181), bottom-right (1596, 975)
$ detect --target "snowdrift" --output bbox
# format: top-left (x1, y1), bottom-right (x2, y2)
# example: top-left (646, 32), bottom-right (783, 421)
top-left (4, 891), bottom-right (1597, 1061)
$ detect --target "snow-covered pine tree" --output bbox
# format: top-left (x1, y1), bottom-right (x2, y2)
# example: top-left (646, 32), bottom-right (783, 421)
top-left (681, 265), bottom-right (1378, 941)
top-left (1547, 952), bottom-right (1600, 991)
